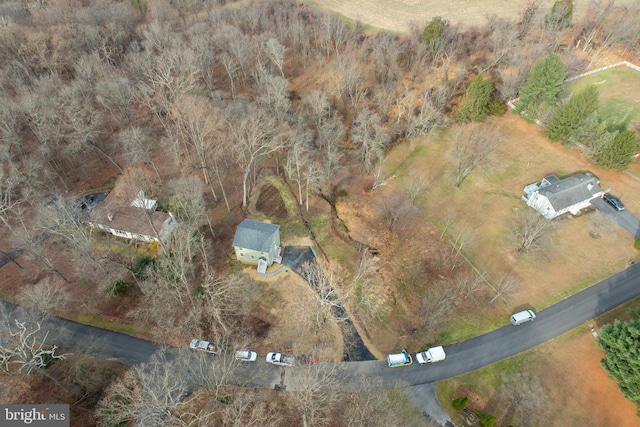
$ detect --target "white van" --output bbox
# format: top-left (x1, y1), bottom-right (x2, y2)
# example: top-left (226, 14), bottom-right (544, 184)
top-left (387, 350), bottom-right (413, 367)
top-left (510, 310), bottom-right (536, 326)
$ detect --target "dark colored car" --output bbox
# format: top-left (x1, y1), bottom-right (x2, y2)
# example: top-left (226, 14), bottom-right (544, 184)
top-left (603, 193), bottom-right (625, 211)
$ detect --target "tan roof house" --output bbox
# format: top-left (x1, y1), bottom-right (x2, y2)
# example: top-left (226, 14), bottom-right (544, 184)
top-left (89, 183), bottom-right (177, 244)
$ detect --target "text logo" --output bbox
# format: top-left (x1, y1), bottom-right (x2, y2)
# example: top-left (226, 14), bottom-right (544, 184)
top-left (1, 405), bottom-right (69, 426)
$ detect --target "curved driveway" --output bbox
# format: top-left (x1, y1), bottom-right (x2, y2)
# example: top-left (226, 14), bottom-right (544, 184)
top-left (3, 263), bottom-right (640, 390)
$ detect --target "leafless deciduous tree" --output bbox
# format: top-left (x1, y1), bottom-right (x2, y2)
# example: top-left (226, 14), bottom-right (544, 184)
top-left (119, 125), bottom-right (160, 179)
top-left (498, 372), bottom-right (548, 425)
top-left (350, 252), bottom-right (387, 323)
top-left (287, 362), bottom-right (340, 427)
top-left (450, 124), bottom-right (502, 188)
top-left (170, 94), bottom-right (224, 204)
top-left (588, 210), bottom-right (617, 239)
top-left (405, 172), bottom-right (431, 206)
top-left (96, 348), bottom-right (211, 427)
top-left (225, 102), bottom-right (286, 207)
top-left (133, 223), bottom-right (251, 340)
top-left (418, 280), bottom-right (455, 332)
top-left (491, 273), bottom-right (519, 303)
top-left (297, 261), bottom-right (351, 334)
top-left (11, 216), bottom-right (70, 283)
top-left (0, 319), bottom-right (66, 391)
top-left (184, 347), bottom-right (241, 402)
top-left (509, 210), bottom-right (556, 255)
top-left (351, 108), bottom-right (388, 173)
top-left (405, 87), bottom-right (450, 137)
top-left (220, 389), bottom-right (282, 427)
top-left (342, 377), bottom-right (422, 426)
top-left (37, 196), bottom-right (108, 273)
top-left (17, 277), bottom-right (71, 318)
top-left (284, 127), bottom-right (313, 205)
top-left (376, 191), bottom-right (412, 231)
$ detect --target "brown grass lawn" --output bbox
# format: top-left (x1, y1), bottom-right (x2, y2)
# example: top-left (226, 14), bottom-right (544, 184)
top-left (387, 113), bottom-right (640, 426)
top-left (308, 0), bottom-right (602, 33)
top-left (388, 113), bottom-right (640, 310)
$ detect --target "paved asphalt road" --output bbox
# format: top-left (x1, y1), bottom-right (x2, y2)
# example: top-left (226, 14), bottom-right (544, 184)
top-left (3, 263), bottom-right (640, 391)
top-left (333, 262), bottom-right (640, 389)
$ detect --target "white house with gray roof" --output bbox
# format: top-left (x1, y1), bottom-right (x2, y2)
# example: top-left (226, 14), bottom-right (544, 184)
top-left (522, 173), bottom-right (603, 219)
top-left (232, 219), bottom-right (281, 272)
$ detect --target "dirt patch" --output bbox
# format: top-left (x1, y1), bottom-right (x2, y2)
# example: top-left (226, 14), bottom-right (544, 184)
top-left (541, 331), bottom-right (640, 427)
top-left (256, 183), bottom-right (289, 220)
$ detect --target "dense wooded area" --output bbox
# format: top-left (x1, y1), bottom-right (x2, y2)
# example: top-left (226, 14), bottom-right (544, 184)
top-left (1, 0), bottom-right (640, 425)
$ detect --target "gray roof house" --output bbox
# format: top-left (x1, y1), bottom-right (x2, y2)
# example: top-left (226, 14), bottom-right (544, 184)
top-left (522, 173), bottom-right (603, 219)
top-left (232, 219), bottom-right (281, 273)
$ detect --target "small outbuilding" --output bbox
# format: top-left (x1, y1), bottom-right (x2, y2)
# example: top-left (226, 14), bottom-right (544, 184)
top-left (232, 219), bottom-right (282, 272)
top-left (522, 172), bottom-right (603, 219)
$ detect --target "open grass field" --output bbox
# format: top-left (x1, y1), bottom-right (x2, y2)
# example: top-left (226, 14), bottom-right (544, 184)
top-left (309, 0), bottom-right (595, 33)
top-left (568, 64), bottom-right (640, 132)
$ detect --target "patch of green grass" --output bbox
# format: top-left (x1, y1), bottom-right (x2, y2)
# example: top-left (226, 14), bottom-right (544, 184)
top-left (439, 346), bottom-right (540, 401)
top-left (324, 244), bottom-right (352, 265)
top-left (131, 0), bottom-right (147, 10)
top-left (396, 278), bottom-right (409, 302)
top-left (78, 277), bottom-right (94, 288)
top-left (600, 98), bottom-right (639, 129)
top-left (307, 217), bottom-right (329, 231)
top-left (280, 217), bottom-right (308, 238)
top-left (75, 314), bottom-right (139, 336)
top-left (568, 65), bottom-right (640, 130)
top-left (436, 312), bottom-right (506, 344)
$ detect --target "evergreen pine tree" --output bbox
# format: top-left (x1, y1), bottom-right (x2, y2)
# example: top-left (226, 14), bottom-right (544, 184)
top-left (597, 130), bottom-right (639, 171)
top-left (545, 0), bottom-right (573, 30)
top-left (515, 54), bottom-right (567, 119)
top-left (455, 74), bottom-right (495, 123)
top-left (421, 17), bottom-right (446, 46)
top-left (597, 314), bottom-right (640, 408)
top-left (547, 85), bottom-right (599, 142)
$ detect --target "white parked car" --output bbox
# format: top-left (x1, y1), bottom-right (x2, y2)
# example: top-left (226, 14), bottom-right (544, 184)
top-left (510, 310), bottom-right (536, 326)
top-left (189, 339), bottom-right (219, 354)
top-left (265, 352), bottom-right (296, 366)
top-left (235, 350), bottom-right (258, 362)
top-left (415, 346), bottom-right (446, 364)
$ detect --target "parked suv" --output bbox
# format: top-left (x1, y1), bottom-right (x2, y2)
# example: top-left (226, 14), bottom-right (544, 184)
top-left (603, 193), bottom-right (625, 211)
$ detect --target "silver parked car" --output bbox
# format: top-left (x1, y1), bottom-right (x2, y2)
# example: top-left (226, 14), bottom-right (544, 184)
top-left (235, 350), bottom-right (258, 362)
top-left (189, 339), bottom-right (219, 354)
